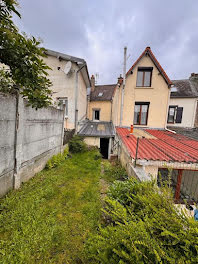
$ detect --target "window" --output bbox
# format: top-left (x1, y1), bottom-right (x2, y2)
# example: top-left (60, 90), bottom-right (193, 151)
top-left (93, 109), bottom-right (100, 121)
top-left (58, 97), bottom-right (68, 117)
top-left (98, 92), bottom-right (103, 97)
top-left (134, 102), bottom-right (150, 125)
top-left (167, 106), bottom-right (183, 124)
top-left (136, 67), bottom-right (153, 87)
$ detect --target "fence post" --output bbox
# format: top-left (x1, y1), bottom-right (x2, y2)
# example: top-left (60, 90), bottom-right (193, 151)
top-left (13, 93), bottom-right (24, 189)
top-left (60, 104), bottom-right (66, 151)
top-left (175, 169), bottom-right (183, 200)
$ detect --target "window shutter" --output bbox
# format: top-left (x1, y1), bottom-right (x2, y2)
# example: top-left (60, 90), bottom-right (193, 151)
top-left (175, 107), bottom-right (183, 123)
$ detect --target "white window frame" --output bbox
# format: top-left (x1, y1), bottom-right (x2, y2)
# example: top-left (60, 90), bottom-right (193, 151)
top-left (93, 109), bottom-right (100, 121)
top-left (57, 97), bottom-right (68, 118)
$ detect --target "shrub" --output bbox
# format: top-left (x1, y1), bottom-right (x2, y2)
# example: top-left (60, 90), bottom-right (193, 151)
top-left (45, 146), bottom-right (69, 169)
top-left (68, 136), bottom-right (87, 153)
top-left (86, 179), bottom-right (198, 263)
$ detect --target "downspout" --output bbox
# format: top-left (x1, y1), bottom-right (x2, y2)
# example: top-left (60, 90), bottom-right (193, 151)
top-left (75, 63), bottom-right (86, 132)
top-left (110, 99), bottom-right (113, 122)
top-left (120, 47), bottom-right (127, 126)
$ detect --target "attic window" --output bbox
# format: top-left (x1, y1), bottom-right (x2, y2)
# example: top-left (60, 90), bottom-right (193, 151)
top-left (98, 92), bottom-right (103, 97)
top-left (136, 67), bottom-right (153, 87)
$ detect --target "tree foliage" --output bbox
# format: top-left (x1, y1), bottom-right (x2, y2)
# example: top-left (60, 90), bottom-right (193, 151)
top-left (86, 179), bottom-right (198, 263)
top-left (0, 0), bottom-right (52, 108)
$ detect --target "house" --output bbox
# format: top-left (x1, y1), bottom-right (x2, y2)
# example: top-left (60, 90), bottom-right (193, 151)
top-left (43, 49), bottom-right (90, 130)
top-left (78, 75), bottom-right (116, 158)
top-left (111, 47), bottom-right (198, 203)
top-left (116, 127), bottom-right (198, 202)
top-left (113, 46), bottom-right (172, 129)
top-left (167, 73), bottom-right (198, 128)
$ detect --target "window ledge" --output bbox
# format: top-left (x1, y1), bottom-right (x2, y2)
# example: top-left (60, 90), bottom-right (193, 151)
top-left (135, 87), bottom-right (153, 89)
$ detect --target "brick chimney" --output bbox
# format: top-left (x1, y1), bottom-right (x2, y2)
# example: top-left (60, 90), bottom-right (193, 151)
top-left (117, 74), bottom-right (123, 85)
top-left (190, 73), bottom-right (198, 80)
top-left (91, 75), bottom-right (95, 92)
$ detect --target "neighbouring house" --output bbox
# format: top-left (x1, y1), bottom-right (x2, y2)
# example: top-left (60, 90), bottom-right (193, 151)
top-left (167, 73), bottom-right (198, 128)
top-left (115, 127), bottom-right (198, 202)
top-left (78, 75), bottom-right (116, 158)
top-left (43, 49), bottom-right (90, 130)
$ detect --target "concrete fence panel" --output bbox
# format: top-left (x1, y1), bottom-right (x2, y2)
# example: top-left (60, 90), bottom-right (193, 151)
top-left (0, 92), bottom-right (64, 197)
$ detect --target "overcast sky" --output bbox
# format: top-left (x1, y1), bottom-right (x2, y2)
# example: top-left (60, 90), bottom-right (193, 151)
top-left (14, 0), bottom-right (198, 84)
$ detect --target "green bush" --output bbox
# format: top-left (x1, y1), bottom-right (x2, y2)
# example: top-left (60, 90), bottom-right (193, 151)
top-left (68, 136), bottom-right (87, 153)
top-left (45, 146), bottom-right (69, 169)
top-left (86, 179), bottom-right (198, 263)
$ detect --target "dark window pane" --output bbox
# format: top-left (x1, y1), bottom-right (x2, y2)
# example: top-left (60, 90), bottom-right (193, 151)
top-left (137, 71), bottom-right (143, 86)
top-left (141, 105), bottom-right (148, 124)
top-left (94, 110), bottom-right (100, 120)
top-left (144, 71), bottom-right (151, 86)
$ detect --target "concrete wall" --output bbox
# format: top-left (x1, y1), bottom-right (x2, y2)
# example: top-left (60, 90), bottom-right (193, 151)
top-left (168, 98), bottom-right (197, 128)
top-left (0, 93), bottom-right (64, 197)
top-left (88, 101), bottom-right (112, 121)
top-left (117, 55), bottom-right (170, 128)
top-left (0, 93), bottom-right (16, 196)
top-left (43, 55), bottom-right (87, 129)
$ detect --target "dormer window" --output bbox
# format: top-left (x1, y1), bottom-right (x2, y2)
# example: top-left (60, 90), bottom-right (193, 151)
top-left (136, 67), bottom-right (153, 87)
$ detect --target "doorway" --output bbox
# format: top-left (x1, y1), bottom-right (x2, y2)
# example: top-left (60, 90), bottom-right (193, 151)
top-left (100, 138), bottom-right (109, 159)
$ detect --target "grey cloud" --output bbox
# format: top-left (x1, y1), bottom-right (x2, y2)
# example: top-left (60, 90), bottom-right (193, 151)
top-left (15, 0), bottom-right (198, 84)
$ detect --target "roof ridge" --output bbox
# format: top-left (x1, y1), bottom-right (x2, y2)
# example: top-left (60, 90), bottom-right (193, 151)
top-left (126, 47), bottom-right (172, 86)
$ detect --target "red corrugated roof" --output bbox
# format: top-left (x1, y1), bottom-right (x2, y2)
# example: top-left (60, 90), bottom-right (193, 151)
top-left (126, 47), bottom-right (172, 86)
top-left (116, 127), bottom-right (198, 163)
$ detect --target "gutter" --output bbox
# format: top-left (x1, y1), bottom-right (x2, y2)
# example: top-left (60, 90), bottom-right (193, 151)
top-left (75, 63), bottom-right (86, 132)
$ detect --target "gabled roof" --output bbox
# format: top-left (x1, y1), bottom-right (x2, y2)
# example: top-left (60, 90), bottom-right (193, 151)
top-left (170, 79), bottom-right (198, 98)
top-left (90, 84), bottom-right (116, 101)
top-left (44, 48), bottom-right (90, 87)
top-left (126, 47), bottom-right (172, 86)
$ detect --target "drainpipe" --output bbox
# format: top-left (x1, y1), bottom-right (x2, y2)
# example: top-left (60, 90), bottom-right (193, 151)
top-left (75, 63), bottom-right (86, 133)
top-left (110, 99), bottom-right (113, 122)
top-left (192, 99), bottom-right (198, 127)
top-left (120, 46), bottom-right (127, 126)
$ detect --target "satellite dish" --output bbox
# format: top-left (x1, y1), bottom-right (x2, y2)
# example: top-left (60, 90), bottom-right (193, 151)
top-left (64, 61), bottom-right (72, 75)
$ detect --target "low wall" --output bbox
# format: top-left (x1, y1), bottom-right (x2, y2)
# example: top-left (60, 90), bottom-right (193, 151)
top-left (0, 93), bottom-right (64, 197)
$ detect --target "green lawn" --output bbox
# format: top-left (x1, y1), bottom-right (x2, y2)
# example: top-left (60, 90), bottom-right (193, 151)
top-left (0, 150), bottom-right (102, 264)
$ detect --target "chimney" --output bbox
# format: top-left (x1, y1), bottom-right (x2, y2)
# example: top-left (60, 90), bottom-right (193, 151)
top-left (91, 75), bottom-right (95, 92)
top-left (117, 74), bottom-right (123, 85)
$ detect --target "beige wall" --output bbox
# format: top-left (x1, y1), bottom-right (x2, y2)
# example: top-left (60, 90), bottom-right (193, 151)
top-left (168, 98), bottom-right (197, 128)
top-left (118, 55), bottom-right (169, 128)
top-left (43, 56), bottom-right (87, 130)
top-left (84, 137), bottom-right (100, 147)
top-left (88, 101), bottom-right (112, 122)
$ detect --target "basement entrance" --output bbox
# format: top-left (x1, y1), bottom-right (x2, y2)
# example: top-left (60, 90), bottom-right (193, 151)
top-left (100, 138), bottom-right (109, 159)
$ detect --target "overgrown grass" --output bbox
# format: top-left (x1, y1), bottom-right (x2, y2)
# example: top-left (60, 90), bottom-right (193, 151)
top-left (0, 150), bottom-right (102, 264)
top-left (102, 160), bottom-right (128, 184)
